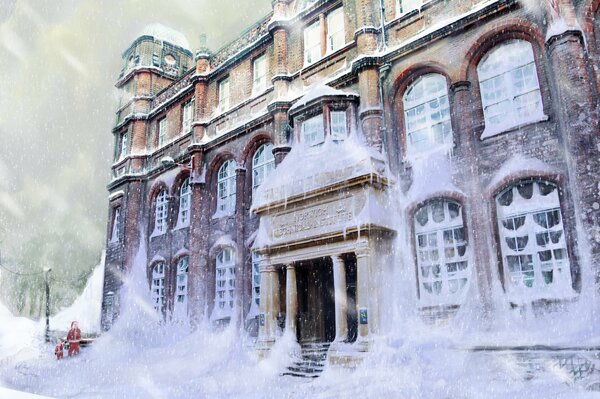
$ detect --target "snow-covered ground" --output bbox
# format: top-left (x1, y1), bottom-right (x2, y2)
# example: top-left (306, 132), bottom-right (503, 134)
top-left (1, 247), bottom-right (597, 398)
top-left (0, 296), bottom-right (597, 398)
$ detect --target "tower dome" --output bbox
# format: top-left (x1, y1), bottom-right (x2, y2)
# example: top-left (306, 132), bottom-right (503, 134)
top-left (138, 23), bottom-right (190, 50)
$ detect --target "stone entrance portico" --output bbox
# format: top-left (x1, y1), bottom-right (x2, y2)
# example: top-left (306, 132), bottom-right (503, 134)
top-left (252, 146), bottom-right (395, 364)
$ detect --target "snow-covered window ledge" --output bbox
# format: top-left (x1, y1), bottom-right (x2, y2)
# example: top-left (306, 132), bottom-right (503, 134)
top-left (212, 210), bottom-right (234, 220)
top-left (150, 229), bottom-right (166, 239)
top-left (172, 221), bottom-right (190, 231)
top-left (480, 113), bottom-right (549, 141)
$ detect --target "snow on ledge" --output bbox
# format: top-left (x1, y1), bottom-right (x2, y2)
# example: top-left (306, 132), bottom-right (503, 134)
top-left (487, 155), bottom-right (558, 192)
top-left (139, 23), bottom-right (190, 50)
top-left (210, 234), bottom-right (237, 254)
top-left (289, 83), bottom-right (358, 113)
top-left (480, 114), bottom-right (548, 140)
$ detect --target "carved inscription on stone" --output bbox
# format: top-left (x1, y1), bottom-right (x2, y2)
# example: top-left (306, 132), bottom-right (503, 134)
top-left (269, 196), bottom-right (362, 242)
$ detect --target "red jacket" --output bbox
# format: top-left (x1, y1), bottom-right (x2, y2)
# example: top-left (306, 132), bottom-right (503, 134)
top-left (67, 327), bottom-right (81, 342)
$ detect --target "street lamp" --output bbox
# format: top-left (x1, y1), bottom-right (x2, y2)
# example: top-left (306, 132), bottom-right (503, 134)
top-left (43, 267), bottom-right (52, 343)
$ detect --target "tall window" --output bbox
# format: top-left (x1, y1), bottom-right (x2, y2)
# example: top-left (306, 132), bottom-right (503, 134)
top-left (178, 178), bottom-right (191, 226)
top-left (252, 143), bottom-right (275, 195)
top-left (250, 251), bottom-right (261, 315)
top-left (154, 189), bottom-right (168, 234)
top-left (330, 111), bottom-right (347, 142)
top-left (326, 7), bottom-right (345, 53)
top-left (253, 54), bottom-right (268, 94)
top-left (302, 114), bottom-right (325, 146)
top-left (477, 40), bottom-right (544, 137)
top-left (304, 20), bottom-right (322, 65)
top-left (175, 256), bottom-right (189, 306)
top-left (151, 262), bottom-right (166, 313)
top-left (119, 132), bottom-right (128, 160)
top-left (110, 207), bottom-right (121, 243)
top-left (414, 200), bottom-right (469, 305)
top-left (217, 160), bottom-right (236, 214)
top-left (158, 118), bottom-right (168, 147)
top-left (304, 8), bottom-right (345, 65)
top-left (218, 78), bottom-right (230, 112)
top-left (215, 248), bottom-right (235, 319)
top-left (496, 181), bottom-right (572, 296)
top-left (183, 100), bottom-right (195, 133)
top-left (403, 74), bottom-right (452, 155)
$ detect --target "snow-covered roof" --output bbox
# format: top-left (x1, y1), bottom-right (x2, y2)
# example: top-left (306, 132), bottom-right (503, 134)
top-left (289, 84), bottom-right (358, 113)
top-left (139, 23), bottom-right (190, 50)
top-left (252, 130), bottom-right (389, 211)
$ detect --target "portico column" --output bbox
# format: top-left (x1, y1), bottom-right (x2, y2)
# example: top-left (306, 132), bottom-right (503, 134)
top-left (285, 263), bottom-right (298, 336)
top-left (355, 244), bottom-right (371, 350)
top-left (257, 262), bottom-right (280, 349)
top-left (332, 255), bottom-right (348, 342)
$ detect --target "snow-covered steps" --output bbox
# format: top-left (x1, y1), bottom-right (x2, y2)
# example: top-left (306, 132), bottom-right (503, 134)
top-left (283, 342), bottom-right (330, 378)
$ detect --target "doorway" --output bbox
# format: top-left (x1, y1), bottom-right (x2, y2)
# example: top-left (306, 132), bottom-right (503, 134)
top-left (296, 258), bottom-right (335, 343)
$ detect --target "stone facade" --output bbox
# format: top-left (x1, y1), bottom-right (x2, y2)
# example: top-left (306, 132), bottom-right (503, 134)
top-left (101, 0), bottom-right (600, 382)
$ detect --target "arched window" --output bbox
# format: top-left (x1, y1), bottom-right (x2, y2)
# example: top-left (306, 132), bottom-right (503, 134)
top-left (154, 189), bottom-right (168, 234)
top-left (217, 160), bottom-right (236, 214)
top-left (477, 40), bottom-right (544, 137)
top-left (215, 248), bottom-right (236, 319)
top-left (414, 200), bottom-right (469, 305)
top-left (252, 144), bottom-right (275, 195)
top-left (496, 181), bottom-right (572, 298)
top-left (178, 178), bottom-right (191, 226)
top-left (151, 262), bottom-right (166, 313)
top-left (175, 256), bottom-right (189, 307)
top-left (403, 74), bottom-right (452, 155)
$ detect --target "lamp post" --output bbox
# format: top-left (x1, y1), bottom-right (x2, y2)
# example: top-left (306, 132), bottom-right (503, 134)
top-left (43, 267), bottom-right (52, 343)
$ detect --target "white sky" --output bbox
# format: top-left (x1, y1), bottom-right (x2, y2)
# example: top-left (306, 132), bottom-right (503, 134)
top-left (0, 0), bottom-right (271, 270)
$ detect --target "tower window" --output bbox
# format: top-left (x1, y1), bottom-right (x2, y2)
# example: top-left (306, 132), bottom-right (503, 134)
top-left (218, 78), bottom-right (230, 112)
top-left (182, 100), bottom-right (195, 133)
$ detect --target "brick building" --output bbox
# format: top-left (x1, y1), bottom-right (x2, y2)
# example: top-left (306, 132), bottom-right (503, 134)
top-left (101, 0), bottom-right (600, 378)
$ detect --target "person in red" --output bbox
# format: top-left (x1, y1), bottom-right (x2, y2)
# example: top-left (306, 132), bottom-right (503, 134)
top-left (54, 340), bottom-right (64, 360)
top-left (67, 321), bottom-right (81, 357)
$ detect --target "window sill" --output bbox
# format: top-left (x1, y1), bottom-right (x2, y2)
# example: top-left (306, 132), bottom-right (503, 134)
top-left (150, 230), bottom-right (166, 239)
top-left (480, 114), bottom-right (549, 140)
top-left (172, 222), bottom-right (190, 231)
top-left (212, 210), bottom-right (234, 220)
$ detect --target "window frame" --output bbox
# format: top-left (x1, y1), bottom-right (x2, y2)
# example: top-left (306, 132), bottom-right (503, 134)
top-left (118, 131), bottom-right (128, 160)
top-left (158, 118), bottom-right (168, 147)
top-left (218, 77), bottom-right (230, 113)
top-left (413, 199), bottom-right (469, 307)
top-left (151, 262), bottom-right (166, 313)
top-left (402, 73), bottom-right (453, 156)
top-left (177, 177), bottom-right (191, 227)
top-left (216, 160), bottom-right (237, 215)
top-left (476, 39), bottom-right (546, 138)
top-left (154, 189), bottom-right (169, 235)
top-left (252, 54), bottom-right (268, 95)
top-left (495, 180), bottom-right (573, 300)
top-left (175, 256), bottom-right (189, 307)
top-left (303, 7), bottom-right (346, 66)
top-left (326, 7), bottom-right (345, 54)
top-left (301, 113), bottom-right (326, 146)
top-left (252, 143), bottom-right (275, 196)
top-left (110, 206), bottom-right (121, 243)
top-left (214, 247), bottom-right (236, 320)
top-left (182, 99), bottom-right (195, 133)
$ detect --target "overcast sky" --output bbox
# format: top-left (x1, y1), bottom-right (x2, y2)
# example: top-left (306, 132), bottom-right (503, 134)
top-left (0, 0), bottom-right (271, 272)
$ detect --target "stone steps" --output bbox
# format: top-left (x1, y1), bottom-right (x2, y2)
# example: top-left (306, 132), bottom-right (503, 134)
top-left (282, 342), bottom-right (330, 378)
